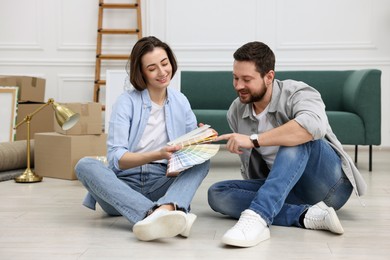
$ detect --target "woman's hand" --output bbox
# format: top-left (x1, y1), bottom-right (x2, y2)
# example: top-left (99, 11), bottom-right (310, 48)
top-left (159, 145), bottom-right (182, 160)
top-left (198, 122), bottom-right (219, 141)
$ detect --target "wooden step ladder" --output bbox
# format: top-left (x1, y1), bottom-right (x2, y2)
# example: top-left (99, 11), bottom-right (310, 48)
top-left (94, 0), bottom-right (142, 103)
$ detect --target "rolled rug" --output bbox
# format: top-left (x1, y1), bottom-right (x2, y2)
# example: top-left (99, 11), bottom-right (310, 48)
top-left (0, 140), bottom-right (34, 181)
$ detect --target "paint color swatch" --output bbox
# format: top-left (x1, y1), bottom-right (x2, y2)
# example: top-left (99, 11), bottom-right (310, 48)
top-left (167, 125), bottom-right (220, 176)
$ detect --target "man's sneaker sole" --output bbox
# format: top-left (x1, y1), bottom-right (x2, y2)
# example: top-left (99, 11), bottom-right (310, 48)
top-left (320, 203), bottom-right (344, 234)
top-left (305, 201), bottom-right (344, 235)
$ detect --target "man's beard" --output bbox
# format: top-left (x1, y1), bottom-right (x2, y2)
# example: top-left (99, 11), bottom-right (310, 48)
top-left (238, 85), bottom-right (267, 104)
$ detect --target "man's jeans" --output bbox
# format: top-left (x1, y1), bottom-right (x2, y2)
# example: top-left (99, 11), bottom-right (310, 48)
top-left (75, 158), bottom-right (210, 226)
top-left (208, 139), bottom-right (353, 227)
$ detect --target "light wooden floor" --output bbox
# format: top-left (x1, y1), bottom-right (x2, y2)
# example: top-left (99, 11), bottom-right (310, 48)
top-left (1, 147), bottom-right (389, 260)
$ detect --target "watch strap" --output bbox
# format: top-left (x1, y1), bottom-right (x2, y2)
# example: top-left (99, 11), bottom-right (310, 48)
top-left (250, 134), bottom-right (260, 148)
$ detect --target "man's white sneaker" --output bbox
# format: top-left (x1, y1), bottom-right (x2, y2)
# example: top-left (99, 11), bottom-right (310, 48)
top-left (180, 213), bottom-right (197, 238)
top-left (221, 209), bottom-right (270, 248)
top-left (304, 201), bottom-right (344, 234)
top-left (133, 210), bottom-right (187, 241)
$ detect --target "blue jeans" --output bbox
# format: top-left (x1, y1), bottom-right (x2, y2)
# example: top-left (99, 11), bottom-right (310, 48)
top-left (208, 139), bottom-right (353, 227)
top-left (75, 158), bottom-right (210, 226)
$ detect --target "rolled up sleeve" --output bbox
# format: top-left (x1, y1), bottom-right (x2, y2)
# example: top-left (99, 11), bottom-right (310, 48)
top-left (288, 86), bottom-right (328, 140)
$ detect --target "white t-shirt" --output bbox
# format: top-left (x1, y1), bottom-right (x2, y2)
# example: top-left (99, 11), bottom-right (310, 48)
top-left (135, 101), bottom-right (169, 163)
top-left (253, 105), bottom-right (279, 169)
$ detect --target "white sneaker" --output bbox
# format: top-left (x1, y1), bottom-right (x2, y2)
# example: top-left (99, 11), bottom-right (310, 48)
top-left (304, 201), bottom-right (344, 234)
top-left (133, 210), bottom-right (187, 241)
top-left (180, 213), bottom-right (197, 238)
top-left (221, 209), bottom-right (270, 247)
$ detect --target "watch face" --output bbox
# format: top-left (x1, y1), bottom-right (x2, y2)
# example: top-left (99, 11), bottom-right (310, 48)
top-left (250, 134), bottom-right (260, 147)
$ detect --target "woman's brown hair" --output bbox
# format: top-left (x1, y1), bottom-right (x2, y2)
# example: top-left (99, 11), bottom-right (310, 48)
top-left (126, 36), bottom-right (178, 91)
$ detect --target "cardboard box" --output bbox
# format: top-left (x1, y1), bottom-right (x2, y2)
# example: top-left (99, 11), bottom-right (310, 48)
top-left (15, 103), bottom-right (55, 140)
top-left (0, 76), bottom-right (46, 102)
top-left (34, 132), bottom-right (107, 180)
top-left (54, 102), bottom-right (102, 135)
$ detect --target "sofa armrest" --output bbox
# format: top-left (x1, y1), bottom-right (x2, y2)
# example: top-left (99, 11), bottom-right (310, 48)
top-left (342, 69), bottom-right (381, 144)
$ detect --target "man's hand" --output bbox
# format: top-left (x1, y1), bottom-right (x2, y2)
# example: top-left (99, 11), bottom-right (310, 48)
top-left (214, 133), bottom-right (253, 154)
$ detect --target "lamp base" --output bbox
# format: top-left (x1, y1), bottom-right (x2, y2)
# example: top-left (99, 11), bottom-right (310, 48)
top-left (14, 168), bottom-right (43, 183)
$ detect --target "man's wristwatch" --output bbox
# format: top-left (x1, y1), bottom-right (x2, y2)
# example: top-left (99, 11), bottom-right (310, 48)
top-left (250, 134), bottom-right (260, 148)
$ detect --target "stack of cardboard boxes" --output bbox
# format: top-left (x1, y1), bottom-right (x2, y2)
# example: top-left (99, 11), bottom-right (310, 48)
top-left (35, 103), bottom-right (107, 180)
top-left (0, 75), bottom-right (107, 180)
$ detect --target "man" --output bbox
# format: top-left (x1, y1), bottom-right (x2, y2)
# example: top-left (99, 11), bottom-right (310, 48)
top-left (208, 41), bottom-right (367, 248)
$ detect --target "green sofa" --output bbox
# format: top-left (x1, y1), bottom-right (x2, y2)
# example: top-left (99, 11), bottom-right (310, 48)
top-left (180, 69), bottom-right (381, 171)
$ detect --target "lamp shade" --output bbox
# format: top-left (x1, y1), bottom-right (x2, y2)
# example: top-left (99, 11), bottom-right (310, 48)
top-left (52, 102), bottom-right (80, 130)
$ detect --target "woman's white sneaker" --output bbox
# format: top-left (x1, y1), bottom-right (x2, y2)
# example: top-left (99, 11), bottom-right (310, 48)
top-left (180, 213), bottom-right (197, 238)
top-left (133, 210), bottom-right (187, 241)
top-left (221, 209), bottom-right (270, 247)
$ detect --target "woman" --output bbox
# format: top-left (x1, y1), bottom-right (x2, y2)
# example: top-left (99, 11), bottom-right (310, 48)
top-left (75, 36), bottom-right (210, 241)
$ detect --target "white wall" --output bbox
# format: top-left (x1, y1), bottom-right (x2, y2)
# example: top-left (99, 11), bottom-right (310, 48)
top-left (1, 0), bottom-right (389, 146)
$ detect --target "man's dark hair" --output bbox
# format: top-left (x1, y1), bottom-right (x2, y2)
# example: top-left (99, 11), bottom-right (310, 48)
top-left (233, 41), bottom-right (275, 77)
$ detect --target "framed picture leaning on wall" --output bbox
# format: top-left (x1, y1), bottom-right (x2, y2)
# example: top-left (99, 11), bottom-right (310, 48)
top-left (0, 87), bottom-right (18, 142)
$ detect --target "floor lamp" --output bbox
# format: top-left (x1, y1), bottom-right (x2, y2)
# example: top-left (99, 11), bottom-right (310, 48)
top-left (13, 98), bottom-right (80, 183)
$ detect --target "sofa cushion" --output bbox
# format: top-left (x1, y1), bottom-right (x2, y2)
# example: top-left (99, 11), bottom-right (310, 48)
top-left (193, 109), bottom-right (231, 135)
top-left (326, 111), bottom-right (365, 144)
top-left (181, 71), bottom-right (236, 109)
top-left (276, 71), bottom-right (350, 111)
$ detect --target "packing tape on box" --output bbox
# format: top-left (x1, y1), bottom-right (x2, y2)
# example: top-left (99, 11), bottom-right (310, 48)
top-left (81, 104), bottom-right (90, 116)
top-left (31, 77), bottom-right (37, 87)
top-left (0, 140), bottom-right (34, 171)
